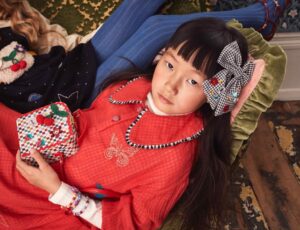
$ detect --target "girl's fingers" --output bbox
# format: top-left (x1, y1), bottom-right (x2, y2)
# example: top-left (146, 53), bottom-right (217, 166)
top-left (30, 149), bottom-right (48, 169)
top-left (16, 150), bottom-right (21, 162)
top-left (16, 162), bottom-right (29, 177)
top-left (16, 154), bottom-right (31, 177)
top-left (16, 150), bottom-right (36, 174)
top-left (16, 150), bottom-right (29, 168)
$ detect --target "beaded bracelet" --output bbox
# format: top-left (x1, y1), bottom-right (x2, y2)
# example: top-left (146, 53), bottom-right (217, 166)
top-left (73, 196), bottom-right (90, 216)
top-left (72, 192), bottom-right (82, 208)
top-left (70, 187), bottom-right (82, 209)
top-left (61, 186), bottom-right (82, 214)
top-left (63, 193), bottom-right (77, 213)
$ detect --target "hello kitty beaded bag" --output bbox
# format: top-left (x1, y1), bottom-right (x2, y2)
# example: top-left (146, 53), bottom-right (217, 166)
top-left (0, 41), bottom-right (34, 84)
top-left (16, 102), bottom-right (78, 166)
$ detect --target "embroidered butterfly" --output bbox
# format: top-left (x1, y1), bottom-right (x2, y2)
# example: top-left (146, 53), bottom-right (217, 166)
top-left (104, 133), bottom-right (139, 167)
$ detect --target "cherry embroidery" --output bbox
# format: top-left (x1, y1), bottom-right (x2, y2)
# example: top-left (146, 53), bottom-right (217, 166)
top-left (4, 44), bottom-right (28, 72)
top-left (10, 60), bottom-right (27, 72)
top-left (51, 104), bottom-right (68, 117)
top-left (10, 63), bottom-right (20, 72)
top-left (19, 60), bottom-right (27, 69)
top-left (36, 114), bottom-right (45, 124)
top-left (14, 44), bottom-right (26, 53)
top-left (36, 114), bottom-right (54, 126)
top-left (44, 117), bottom-right (54, 126)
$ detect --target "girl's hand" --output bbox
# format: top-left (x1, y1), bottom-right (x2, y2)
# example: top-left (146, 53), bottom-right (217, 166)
top-left (16, 149), bottom-right (62, 194)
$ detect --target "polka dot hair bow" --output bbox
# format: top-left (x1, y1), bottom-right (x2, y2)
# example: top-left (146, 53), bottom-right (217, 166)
top-left (202, 41), bottom-right (255, 116)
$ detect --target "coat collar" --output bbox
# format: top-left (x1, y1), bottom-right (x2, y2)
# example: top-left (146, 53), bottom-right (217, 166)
top-left (109, 76), bottom-right (204, 148)
top-left (109, 76), bottom-right (151, 105)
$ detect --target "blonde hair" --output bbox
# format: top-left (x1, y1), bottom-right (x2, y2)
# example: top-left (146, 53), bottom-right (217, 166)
top-left (0, 0), bottom-right (65, 53)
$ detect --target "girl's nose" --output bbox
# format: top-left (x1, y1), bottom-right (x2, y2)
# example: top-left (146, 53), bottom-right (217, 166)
top-left (165, 77), bottom-right (179, 94)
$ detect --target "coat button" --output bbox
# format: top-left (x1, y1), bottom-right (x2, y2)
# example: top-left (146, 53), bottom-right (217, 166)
top-left (112, 115), bottom-right (120, 122)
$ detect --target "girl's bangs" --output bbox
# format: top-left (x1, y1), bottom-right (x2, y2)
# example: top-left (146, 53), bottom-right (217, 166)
top-left (166, 39), bottom-right (218, 78)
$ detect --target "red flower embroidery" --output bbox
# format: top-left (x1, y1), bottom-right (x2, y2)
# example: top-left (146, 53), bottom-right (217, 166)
top-left (210, 77), bottom-right (219, 86)
top-left (50, 126), bottom-right (63, 138)
top-left (223, 105), bottom-right (229, 112)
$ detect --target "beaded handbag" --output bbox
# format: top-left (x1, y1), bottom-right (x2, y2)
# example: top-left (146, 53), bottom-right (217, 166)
top-left (16, 102), bottom-right (78, 166)
top-left (0, 41), bottom-right (34, 84)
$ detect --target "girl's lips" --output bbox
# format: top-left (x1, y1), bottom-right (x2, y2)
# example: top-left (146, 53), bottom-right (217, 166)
top-left (158, 94), bottom-right (172, 105)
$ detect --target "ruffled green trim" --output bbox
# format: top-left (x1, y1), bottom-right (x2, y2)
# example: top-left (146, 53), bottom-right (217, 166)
top-left (227, 20), bottom-right (287, 162)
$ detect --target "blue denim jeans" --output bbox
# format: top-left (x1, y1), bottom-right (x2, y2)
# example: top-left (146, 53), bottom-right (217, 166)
top-left (87, 0), bottom-right (286, 106)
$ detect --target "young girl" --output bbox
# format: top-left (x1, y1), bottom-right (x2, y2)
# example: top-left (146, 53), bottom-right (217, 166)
top-left (0, 0), bottom-right (289, 113)
top-left (0, 17), bottom-right (253, 229)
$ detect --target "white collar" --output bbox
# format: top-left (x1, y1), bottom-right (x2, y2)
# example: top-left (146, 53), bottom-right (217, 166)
top-left (146, 92), bottom-right (193, 116)
top-left (146, 92), bottom-right (169, 116)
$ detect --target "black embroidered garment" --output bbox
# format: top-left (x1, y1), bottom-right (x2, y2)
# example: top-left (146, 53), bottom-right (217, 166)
top-left (0, 27), bottom-right (98, 113)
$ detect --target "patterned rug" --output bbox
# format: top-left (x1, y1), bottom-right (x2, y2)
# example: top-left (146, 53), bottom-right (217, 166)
top-left (265, 101), bottom-right (300, 183)
top-left (227, 163), bottom-right (269, 229)
top-left (227, 101), bottom-right (300, 230)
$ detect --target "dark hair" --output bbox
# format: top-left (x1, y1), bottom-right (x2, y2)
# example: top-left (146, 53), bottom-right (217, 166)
top-left (100, 17), bottom-right (248, 229)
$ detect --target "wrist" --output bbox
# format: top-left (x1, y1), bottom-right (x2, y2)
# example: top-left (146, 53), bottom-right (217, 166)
top-left (48, 180), bottom-right (62, 195)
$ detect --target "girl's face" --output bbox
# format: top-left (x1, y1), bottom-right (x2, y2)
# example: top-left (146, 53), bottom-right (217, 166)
top-left (151, 47), bottom-right (207, 115)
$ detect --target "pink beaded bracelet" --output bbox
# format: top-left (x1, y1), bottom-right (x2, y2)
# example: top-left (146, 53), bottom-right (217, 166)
top-left (73, 196), bottom-right (90, 216)
top-left (61, 186), bottom-right (81, 214)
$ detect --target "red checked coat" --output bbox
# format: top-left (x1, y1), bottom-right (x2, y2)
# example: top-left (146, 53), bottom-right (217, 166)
top-left (0, 77), bottom-right (204, 230)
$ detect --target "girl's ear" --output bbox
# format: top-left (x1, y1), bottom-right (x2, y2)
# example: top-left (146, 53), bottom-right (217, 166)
top-left (152, 48), bottom-right (166, 65)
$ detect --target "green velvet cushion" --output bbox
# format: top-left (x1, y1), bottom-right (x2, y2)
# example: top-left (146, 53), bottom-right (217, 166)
top-left (227, 20), bottom-right (286, 162)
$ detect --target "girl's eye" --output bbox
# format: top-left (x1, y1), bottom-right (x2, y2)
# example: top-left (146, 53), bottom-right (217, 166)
top-left (165, 61), bottom-right (174, 70)
top-left (187, 79), bottom-right (198, 86)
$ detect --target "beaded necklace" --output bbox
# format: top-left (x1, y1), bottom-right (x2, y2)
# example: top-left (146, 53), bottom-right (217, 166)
top-left (109, 77), bottom-right (204, 150)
